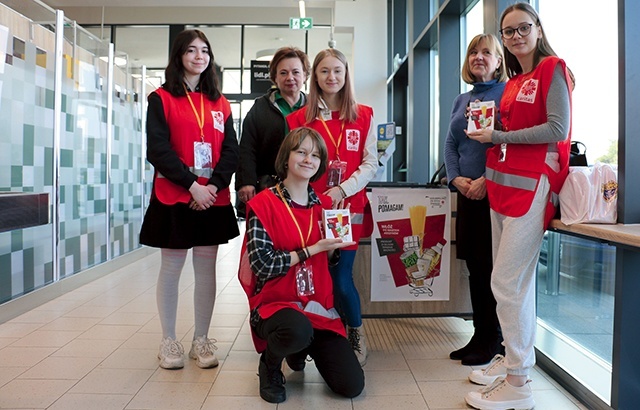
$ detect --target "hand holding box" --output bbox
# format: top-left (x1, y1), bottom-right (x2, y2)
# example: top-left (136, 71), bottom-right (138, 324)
top-left (323, 209), bottom-right (353, 242)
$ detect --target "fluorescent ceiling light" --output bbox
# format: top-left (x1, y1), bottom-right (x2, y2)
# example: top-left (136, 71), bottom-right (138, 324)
top-left (299, 0), bottom-right (306, 18)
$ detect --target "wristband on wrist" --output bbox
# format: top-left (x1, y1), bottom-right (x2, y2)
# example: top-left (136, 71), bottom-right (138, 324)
top-left (338, 186), bottom-right (347, 199)
top-left (304, 247), bottom-right (311, 259)
top-left (296, 248), bottom-right (308, 263)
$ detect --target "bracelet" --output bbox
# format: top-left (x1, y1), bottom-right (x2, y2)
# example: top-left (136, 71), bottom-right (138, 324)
top-left (338, 186), bottom-right (347, 199)
top-left (296, 248), bottom-right (308, 263)
top-left (304, 247), bottom-right (311, 259)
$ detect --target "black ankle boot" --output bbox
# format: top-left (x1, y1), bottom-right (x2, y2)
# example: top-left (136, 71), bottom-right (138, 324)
top-left (450, 334), bottom-right (482, 360)
top-left (460, 337), bottom-right (505, 366)
top-left (258, 355), bottom-right (286, 403)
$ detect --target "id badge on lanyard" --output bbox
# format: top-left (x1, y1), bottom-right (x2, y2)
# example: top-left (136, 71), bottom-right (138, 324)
top-left (326, 159), bottom-right (347, 188)
top-left (194, 141), bottom-right (212, 170)
top-left (295, 263), bottom-right (315, 296)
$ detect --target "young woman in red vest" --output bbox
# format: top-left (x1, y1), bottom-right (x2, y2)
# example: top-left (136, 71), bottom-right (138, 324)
top-left (464, 4), bottom-right (573, 410)
top-left (287, 48), bottom-right (377, 366)
top-left (238, 127), bottom-right (364, 403)
top-left (140, 29), bottom-right (239, 370)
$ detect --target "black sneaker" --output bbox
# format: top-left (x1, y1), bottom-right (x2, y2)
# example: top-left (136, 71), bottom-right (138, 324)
top-left (285, 350), bottom-right (307, 371)
top-left (258, 355), bottom-right (286, 403)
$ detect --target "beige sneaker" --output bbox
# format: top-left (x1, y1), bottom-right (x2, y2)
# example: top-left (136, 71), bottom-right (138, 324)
top-left (347, 325), bottom-right (368, 366)
top-left (469, 354), bottom-right (507, 385)
top-left (158, 337), bottom-right (184, 369)
top-left (465, 377), bottom-right (535, 410)
top-left (189, 336), bottom-right (219, 368)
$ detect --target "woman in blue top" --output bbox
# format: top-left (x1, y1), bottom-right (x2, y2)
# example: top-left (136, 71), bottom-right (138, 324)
top-left (444, 33), bottom-right (507, 366)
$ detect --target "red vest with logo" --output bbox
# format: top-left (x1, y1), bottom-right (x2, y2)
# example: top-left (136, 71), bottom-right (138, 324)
top-left (486, 56), bottom-right (571, 228)
top-left (287, 104), bottom-right (373, 246)
top-left (237, 189), bottom-right (345, 352)
top-left (153, 87), bottom-right (232, 206)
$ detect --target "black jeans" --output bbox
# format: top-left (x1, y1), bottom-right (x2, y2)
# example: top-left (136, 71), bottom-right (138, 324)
top-left (253, 308), bottom-right (364, 398)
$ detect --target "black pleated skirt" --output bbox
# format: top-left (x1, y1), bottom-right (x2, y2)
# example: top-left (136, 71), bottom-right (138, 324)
top-left (140, 196), bottom-right (240, 249)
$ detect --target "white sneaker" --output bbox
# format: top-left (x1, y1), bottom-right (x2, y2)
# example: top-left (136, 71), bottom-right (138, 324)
top-left (465, 377), bottom-right (535, 410)
top-left (189, 336), bottom-right (219, 368)
top-left (469, 354), bottom-right (507, 385)
top-left (347, 325), bottom-right (368, 367)
top-left (158, 337), bottom-right (184, 369)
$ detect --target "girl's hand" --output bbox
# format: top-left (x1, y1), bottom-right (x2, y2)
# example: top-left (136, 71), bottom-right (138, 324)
top-left (189, 182), bottom-right (215, 210)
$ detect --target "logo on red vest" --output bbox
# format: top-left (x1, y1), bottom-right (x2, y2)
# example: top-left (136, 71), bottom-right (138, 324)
top-left (346, 129), bottom-right (360, 151)
top-left (212, 111), bottom-right (224, 132)
top-left (516, 79), bottom-right (538, 104)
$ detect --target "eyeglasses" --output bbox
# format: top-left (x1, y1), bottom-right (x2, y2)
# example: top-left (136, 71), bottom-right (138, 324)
top-left (500, 23), bottom-right (533, 39)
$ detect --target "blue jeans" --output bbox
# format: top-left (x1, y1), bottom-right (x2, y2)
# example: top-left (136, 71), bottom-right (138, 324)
top-left (330, 249), bottom-right (362, 327)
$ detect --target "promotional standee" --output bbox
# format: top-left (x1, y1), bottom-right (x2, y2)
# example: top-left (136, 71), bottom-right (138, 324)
top-left (370, 188), bottom-right (451, 301)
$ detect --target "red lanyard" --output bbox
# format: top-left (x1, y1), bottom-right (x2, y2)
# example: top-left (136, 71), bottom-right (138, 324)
top-left (184, 84), bottom-right (205, 141)
top-left (275, 185), bottom-right (313, 248)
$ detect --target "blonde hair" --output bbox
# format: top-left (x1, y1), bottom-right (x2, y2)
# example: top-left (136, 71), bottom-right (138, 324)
top-left (461, 34), bottom-right (508, 84)
top-left (305, 48), bottom-right (358, 124)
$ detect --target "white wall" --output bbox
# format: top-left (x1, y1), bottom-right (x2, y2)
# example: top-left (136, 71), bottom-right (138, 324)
top-left (335, 0), bottom-right (388, 124)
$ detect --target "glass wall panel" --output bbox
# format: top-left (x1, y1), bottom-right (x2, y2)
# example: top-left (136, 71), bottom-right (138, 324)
top-left (537, 231), bottom-right (615, 403)
top-left (0, 2), bottom-right (56, 303)
top-left (58, 25), bottom-right (109, 276)
top-left (111, 61), bottom-right (144, 258)
top-left (539, 0), bottom-right (618, 164)
top-left (194, 26), bottom-right (242, 93)
top-left (462, 0), bottom-right (484, 93)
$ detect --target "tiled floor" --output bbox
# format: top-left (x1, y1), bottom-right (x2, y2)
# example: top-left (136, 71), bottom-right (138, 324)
top-left (0, 228), bottom-right (589, 409)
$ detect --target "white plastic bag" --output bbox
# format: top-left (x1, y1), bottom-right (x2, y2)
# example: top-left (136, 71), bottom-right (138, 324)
top-left (559, 163), bottom-right (618, 225)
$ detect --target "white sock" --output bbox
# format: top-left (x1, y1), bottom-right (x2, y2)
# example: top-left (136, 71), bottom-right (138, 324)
top-left (192, 245), bottom-right (218, 339)
top-left (157, 248), bottom-right (187, 340)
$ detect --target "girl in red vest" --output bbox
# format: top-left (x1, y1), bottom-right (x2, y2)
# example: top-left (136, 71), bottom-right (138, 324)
top-left (287, 48), bottom-right (378, 366)
top-left (464, 4), bottom-right (573, 410)
top-left (238, 127), bottom-right (364, 403)
top-left (139, 29), bottom-right (239, 370)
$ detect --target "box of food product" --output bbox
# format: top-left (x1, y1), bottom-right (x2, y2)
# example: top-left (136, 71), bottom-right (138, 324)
top-left (323, 209), bottom-right (353, 242)
top-left (467, 100), bottom-right (495, 132)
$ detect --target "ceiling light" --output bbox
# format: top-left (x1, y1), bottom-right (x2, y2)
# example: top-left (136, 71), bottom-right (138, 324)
top-left (299, 0), bottom-right (306, 18)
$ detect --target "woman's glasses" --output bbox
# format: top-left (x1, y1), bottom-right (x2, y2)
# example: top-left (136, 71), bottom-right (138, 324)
top-left (500, 23), bottom-right (533, 39)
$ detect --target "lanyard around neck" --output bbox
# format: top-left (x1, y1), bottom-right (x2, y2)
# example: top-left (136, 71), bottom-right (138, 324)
top-left (319, 117), bottom-right (345, 161)
top-left (184, 84), bottom-right (205, 141)
top-left (275, 184), bottom-right (313, 248)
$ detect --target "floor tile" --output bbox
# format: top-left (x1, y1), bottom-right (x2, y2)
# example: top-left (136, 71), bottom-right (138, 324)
top-left (47, 393), bottom-right (133, 410)
top-left (0, 378), bottom-right (76, 408)
top-left (125, 381), bottom-right (211, 410)
top-left (70, 368), bottom-right (155, 395)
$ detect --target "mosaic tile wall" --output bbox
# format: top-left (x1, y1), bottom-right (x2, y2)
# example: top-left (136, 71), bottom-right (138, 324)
top-left (0, 30), bottom-right (56, 304)
top-left (0, 10), bottom-right (144, 303)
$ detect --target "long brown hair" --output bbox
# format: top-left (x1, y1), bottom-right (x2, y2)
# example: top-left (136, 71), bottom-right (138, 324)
top-left (305, 48), bottom-right (358, 124)
top-left (500, 3), bottom-right (559, 77)
top-left (163, 29), bottom-right (221, 101)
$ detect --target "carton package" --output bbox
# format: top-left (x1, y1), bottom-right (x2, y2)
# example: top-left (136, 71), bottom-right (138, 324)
top-left (323, 209), bottom-right (353, 242)
top-left (467, 100), bottom-right (495, 132)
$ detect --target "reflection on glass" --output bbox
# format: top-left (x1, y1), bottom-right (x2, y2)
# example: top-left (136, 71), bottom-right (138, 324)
top-left (537, 231), bottom-right (615, 404)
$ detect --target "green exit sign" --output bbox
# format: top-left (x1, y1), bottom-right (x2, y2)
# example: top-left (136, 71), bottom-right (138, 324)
top-left (290, 17), bottom-right (313, 30)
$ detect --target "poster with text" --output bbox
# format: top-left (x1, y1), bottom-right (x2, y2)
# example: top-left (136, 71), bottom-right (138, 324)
top-left (370, 187), bottom-right (451, 301)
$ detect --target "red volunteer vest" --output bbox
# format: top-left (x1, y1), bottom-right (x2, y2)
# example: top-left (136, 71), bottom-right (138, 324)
top-left (287, 104), bottom-right (373, 246)
top-left (486, 56), bottom-right (571, 228)
top-left (152, 88), bottom-right (232, 206)
top-left (237, 189), bottom-right (345, 353)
